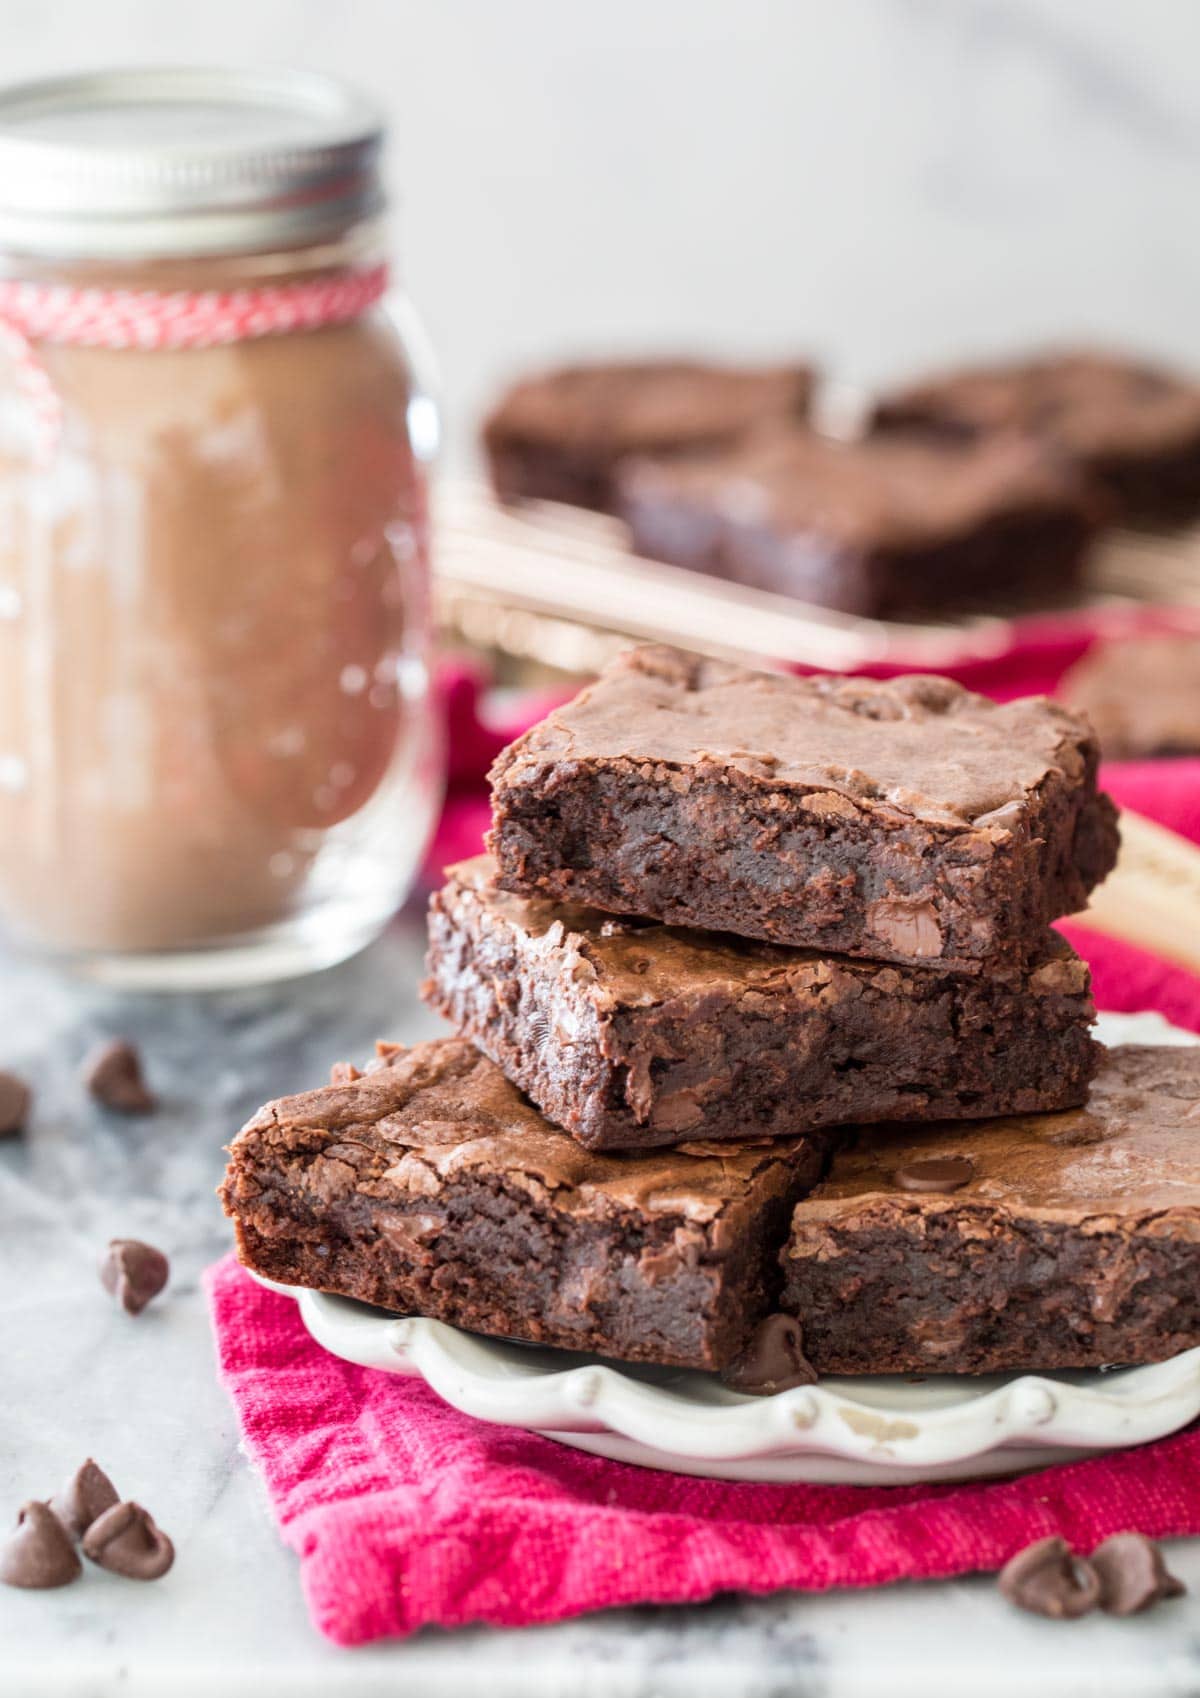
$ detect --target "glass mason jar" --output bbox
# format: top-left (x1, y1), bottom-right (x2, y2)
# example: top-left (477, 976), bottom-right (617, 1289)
top-left (0, 70), bottom-right (442, 987)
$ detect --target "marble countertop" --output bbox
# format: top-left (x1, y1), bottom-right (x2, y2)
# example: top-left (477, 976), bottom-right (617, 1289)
top-left (1, 913), bottom-right (1196, 1697)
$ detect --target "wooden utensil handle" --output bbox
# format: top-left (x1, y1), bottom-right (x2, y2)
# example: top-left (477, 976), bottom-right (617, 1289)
top-left (1070, 809), bottom-right (1200, 976)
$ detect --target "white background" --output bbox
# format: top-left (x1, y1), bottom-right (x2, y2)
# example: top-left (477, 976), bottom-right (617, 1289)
top-left (2, 0), bottom-right (1199, 462)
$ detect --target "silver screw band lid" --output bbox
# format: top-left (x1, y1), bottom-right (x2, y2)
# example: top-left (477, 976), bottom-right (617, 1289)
top-left (0, 66), bottom-right (386, 258)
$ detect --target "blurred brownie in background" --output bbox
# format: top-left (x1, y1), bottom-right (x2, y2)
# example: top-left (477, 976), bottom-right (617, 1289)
top-left (871, 350), bottom-right (1200, 525)
top-left (617, 427), bottom-right (1096, 617)
top-left (1061, 633), bottom-right (1200, 758)
top-left (482, 358), bottom-right (814, 511)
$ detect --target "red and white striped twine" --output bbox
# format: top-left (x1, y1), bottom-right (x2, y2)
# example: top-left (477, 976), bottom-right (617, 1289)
top-left (0, 262), bottom-right (389, 465)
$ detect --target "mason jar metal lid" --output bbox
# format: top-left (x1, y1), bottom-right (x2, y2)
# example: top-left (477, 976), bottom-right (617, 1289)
top-left (0, 67), bottom-right (386, 258)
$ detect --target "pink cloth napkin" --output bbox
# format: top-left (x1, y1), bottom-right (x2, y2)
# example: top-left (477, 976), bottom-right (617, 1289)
top-left (209, 616), bottom-right (1200, 1646)
top-left (206, 1246), bottom-right (1200, 1646)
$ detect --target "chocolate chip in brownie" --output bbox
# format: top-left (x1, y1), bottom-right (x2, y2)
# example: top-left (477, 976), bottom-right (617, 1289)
top-left (891, 1157), bottom-right (975, 1193)
top-left (721, 1314), bottom-right (818, 1396)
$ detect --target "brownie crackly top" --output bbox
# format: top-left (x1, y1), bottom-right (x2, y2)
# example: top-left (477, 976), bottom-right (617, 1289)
top-left (492, 644), bottom-right (1104, 833)
top-left (234, 1036), bottom-right (806, 1232)
top-left (802, 1045), bottom-right (1200, 1222)
top-left (617, 425), bottom-right (1095, 551)
top-left (442, 854), bottom-right (1091, 1010)
top-left (484, 359), bottom-right (814, 458)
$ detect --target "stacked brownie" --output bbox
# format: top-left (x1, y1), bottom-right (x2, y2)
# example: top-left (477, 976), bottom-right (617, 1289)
top-left (224, 645), bottom-right (1200, 1383)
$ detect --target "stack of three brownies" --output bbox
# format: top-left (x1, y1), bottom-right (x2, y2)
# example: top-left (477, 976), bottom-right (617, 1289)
top-left (223, 645), bottom-right (1200, 1383)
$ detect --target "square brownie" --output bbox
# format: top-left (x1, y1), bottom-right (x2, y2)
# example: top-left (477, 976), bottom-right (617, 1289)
top-left (487, 645), bottom-right (1120, 974)
top-left (482, 358), bottom-right (813, 512)
top-left (220, 1037), bottom-right (825, 1372)
top-left (424, 857), bottom-right (1099, 1150)
top-left (615, 427), bottom-right (1097, 617)
top-left (782, 1045), bottom-right (1200, 1375)
top-left (871, 349), bottom-right (1200, 525)
top-left (1061, 634), bottom-right (1200, 759)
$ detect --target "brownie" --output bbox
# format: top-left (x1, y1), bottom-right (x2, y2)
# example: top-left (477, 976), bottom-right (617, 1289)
top-left (782, 1045), bottom-right (1200, 1375)
top-left (424, 856), bottom-right (1099, 1151)
top-left (482, 358), bottom-right (813, 511)
top-left (487, 645), bottom-right (1120, 974)
top-left (871, 350), bottom-right (1200, 525)
top-left (616, 427), bottom-right (1097, 618)
top-left (1060, 634), bottom-right (1200, 759)
top-left (219, 1036), bottom-right (825, 1372)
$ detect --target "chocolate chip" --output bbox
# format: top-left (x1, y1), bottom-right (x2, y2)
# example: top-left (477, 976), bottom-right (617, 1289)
top-left (329, 1061), bottom-right (362, 1085)
top-left (81, 1501), bottom-right (174, 1580)
top-left (998, 1536), bottom-right (1101, 1619)
top-left (100, 1239), bottom-right (169, 1315)
top-left (0, 1070), bottom-right (30, 1137)
top-left (0, 1501), bottom-right (82, 1589)
top-left (83, 1040), bottom-right (156, 1114)
top-left (721, 1314), bottom-right (818, 1396)
top-left (598, 915), bottom-right (653, 938)
top-left (49, 1459), bottom-right (120, 1541)
top-left (974, 800), bottom-right (1026, 835)
top-left (1091, 1533), bottom-right (1186, 1616)
top-left (892, 1156), bottom-right (975, 1193)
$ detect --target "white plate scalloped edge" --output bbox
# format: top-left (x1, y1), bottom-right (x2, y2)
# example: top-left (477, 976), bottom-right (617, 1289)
top-left (262, 1011), bottom-right (1200, 1485)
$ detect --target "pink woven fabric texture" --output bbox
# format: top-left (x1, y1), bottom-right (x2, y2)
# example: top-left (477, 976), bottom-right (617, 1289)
top-left (206, 1216), bottom-right (1200, 1647)
top-left (209, 616), bottom-right (1200, 1646)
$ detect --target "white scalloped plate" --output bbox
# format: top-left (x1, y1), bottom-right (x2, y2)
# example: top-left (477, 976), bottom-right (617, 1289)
top-left (268, 1012), bottom-right (1200, 1484)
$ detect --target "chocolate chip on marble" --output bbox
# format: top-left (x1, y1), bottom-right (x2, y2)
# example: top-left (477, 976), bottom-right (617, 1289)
top-left (721, 1314), bottom-right (818, 1396)
top-left (998, 1536), bottom-right (1101, 1619)
top-left (0, 1501), bottom-right (82, 1589)
top-left (83, 1040), bottom-right (157, 1114)
top-left (892, 1157), bottom-right (975, 1194)
top-left (49, 1459), bottom-right (120, 1541)
top-left (100, 1239), bottom-right (169, 1315)
top-left (1091, 1533), bottom-right (1186, 1616)
top-left (0, 1069), bottom-right (30, 1137)
top-left (82, 1501), bottom-right (174, 1581)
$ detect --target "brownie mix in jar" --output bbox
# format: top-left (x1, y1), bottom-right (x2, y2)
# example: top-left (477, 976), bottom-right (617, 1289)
top-left (0, 69), bottom-right (442, 985)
